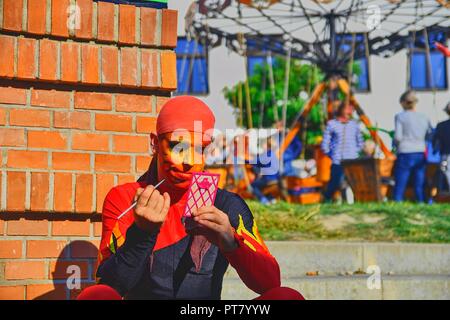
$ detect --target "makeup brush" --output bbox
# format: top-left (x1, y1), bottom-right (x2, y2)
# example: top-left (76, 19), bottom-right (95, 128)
top-left (117, 179), bottom-right (166, 220)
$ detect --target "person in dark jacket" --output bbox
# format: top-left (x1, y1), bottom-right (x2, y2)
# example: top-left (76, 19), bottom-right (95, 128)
top-left (432, 102), bottom-right (450, 192)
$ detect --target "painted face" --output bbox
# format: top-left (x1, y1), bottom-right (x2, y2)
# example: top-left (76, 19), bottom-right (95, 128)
top-left (153, 132), bottom-right (211, 190)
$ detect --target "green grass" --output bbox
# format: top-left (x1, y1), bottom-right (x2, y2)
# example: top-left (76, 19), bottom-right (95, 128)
top-left (247, 201), bottom-right (450, 243)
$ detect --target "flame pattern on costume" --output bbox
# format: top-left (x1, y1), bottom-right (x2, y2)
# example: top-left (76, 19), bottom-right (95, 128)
top-left (109, 221), bottom-right (125, 254)
top-left (235, 214), bottom-right (269, 253)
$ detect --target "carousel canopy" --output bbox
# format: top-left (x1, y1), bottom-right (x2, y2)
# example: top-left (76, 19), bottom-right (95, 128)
top-left (188, 0), bottom-right (449, 76)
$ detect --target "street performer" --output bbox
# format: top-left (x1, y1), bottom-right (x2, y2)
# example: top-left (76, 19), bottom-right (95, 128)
top-left (77, 96), bottom-right (304, 300)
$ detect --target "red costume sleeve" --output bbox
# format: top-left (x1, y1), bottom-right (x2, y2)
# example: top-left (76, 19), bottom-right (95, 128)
top-left (96, 182), bottom-right (159, 295)
top-left (222, 196), bottom-right (281, 294)
top-left (97, 184), bottom-right (137, 267)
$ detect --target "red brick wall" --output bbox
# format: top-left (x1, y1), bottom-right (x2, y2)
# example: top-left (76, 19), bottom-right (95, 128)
top-left (0, 0), bottom-right (177, 299)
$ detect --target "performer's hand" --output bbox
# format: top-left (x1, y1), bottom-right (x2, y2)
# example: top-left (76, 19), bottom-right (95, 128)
top-left (133, 185), bottom-right (170, 234)
top-left (189, 206), bottom-right (238, 253)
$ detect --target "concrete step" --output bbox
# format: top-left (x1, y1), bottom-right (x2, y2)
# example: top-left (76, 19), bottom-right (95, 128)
top-left (221, 275), bottom-right (450, 300)
top-left (224, 241), bottom-right (450, 278)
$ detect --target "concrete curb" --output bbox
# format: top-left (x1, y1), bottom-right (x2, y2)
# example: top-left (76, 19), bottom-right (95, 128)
top-left (222, 275), bottom-right (450, 300)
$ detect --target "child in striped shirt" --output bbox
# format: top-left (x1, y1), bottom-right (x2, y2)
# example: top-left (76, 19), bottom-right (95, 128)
top-left (321, 102), bottom-right (364, 202)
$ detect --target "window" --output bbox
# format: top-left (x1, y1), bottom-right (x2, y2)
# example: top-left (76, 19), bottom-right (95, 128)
top-left (336, 33), bottom-right (371, 92)
top-left (246, 37), bottom-right (284, 76)
top-left (247, 56), bottom-right (269, 77)
top-left (409, 29), bottom-right (448, 90)
top-left (175, 37), bottom-right (209, 95)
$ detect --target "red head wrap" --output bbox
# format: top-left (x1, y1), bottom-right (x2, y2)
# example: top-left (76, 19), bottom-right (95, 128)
top-left (156, 96), bottom-right (215, 140)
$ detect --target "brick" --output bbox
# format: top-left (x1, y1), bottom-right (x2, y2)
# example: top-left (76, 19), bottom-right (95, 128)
top-left (95, 114), bottom-right (132, 132)
top-left (70, 240), bottom-right (99, 258)
top-left (0, 108), bottom-right (6, 125)
top-left (54, 111), bottom-right (91, 130)
top-left (27, 240), bottom-right (68, 258)
top-left (118, 4), bottom-right (136, 44)
top-left (141, 49), bottom-right (158, 88)
top-left (161, 51), bottom-right (177, 90)
top-left (0, 128), bottom-right (26, 147)
top-left (39, 39), bottom-right (59, 81)
top-left (136, 116), bottom-right (156, 133)
top-left (116, 93), bottom-right (152, 113)
top-left (0, 87), bottom-right (27, 104)
top-left (27, 0), bottom-right (47, 34)
top-left (75, 0), bottom-right (93, 39)
top-left (49, 260), bottom-right (89, 280)
top-left (140, 7), bottom-right (157, 46)
top-left (52, 152), bottom-right (90, 171)
top-left (97, 1), bottom-right (116, 42)
top-left (94, 221), bottom-right (102, 236)
top-left (101, 46), bottom-right (119, 85)
top-left (6, 171), bottom-right (26, 210)
top-left (7, 150), bottom-right (48, 169)
top-left (52, 220), bottom-right (90, 236)
top-left (28, 130), bottom-right (67, 149)
top-left (0, 219), bottom-right (4, 235)
top-left (7, 218), bottom-right (49, 236)
top-left (30, 172), bottom-right (50, 211)
top-left (75, 174), bottom-right (93, 213)
top-left (81, 44), bottom-right (100, 84)
top-left (0, 240), bottom-right (22, 258)
top-left (117, 174), bottom-right (135, 185)
top-left (26, 284), bottom-right (67, 300)
top-left (51, 0), bottom-right (70, 37)
top-left (0, 286), bottom-right (25, 300)
top-left (72, 132), bottom-right (109, 151)
top-left (120, 47), bottom-right (138, 86)
top-left (54, 173), bottom-right (73, 212)
top-left (96, 174), bottom-right (115, 213)
top-left (74, 92), bottom-right (112, 110)
top-left (113, 135), bottom-right (149, 153)
top-left (17, 38), bottom-right (37, 79)
top-left (161, 9), bottom-right (178, 48)
top-left (95, 154), bottom-right (131, 173)
top-left (9, 109), bottom-right (51, 127)
top-left (136, 155), bottom-right (152, 173)
top-left (0, 35), bottom-right (15, 77)
top-left (2, 0), bottom-right (23, 31)
top-left (5, 261), bottom-right (46, 280)
top-left (60, 42), bottom-right (80, 82)
top-left (31, 89), bottom-right (71, 108)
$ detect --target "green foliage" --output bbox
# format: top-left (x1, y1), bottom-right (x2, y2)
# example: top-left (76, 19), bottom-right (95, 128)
top-left (223, 57), bottom-right (325, 132)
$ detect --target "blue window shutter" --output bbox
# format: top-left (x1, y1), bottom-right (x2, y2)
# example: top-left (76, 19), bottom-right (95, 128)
top-left (336, 33), bottom-right (371, 92)
top-left (247, 56), bottom-right (266, 76)
top-left (175, 36), bottom-right (209, 95)
top-left (410, 52), bottom-right (427, 89)
top-left (409, 30), bottom-right (448, 91)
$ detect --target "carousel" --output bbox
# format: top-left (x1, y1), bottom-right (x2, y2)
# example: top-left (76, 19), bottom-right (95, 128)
top-left (182, 0), bottom-right (450, 203)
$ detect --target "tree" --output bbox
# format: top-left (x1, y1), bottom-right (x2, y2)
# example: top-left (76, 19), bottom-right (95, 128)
top-left (223, 56), bottom-right (325, 145)
top-left (223, 56), bottom-right (364, 146)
